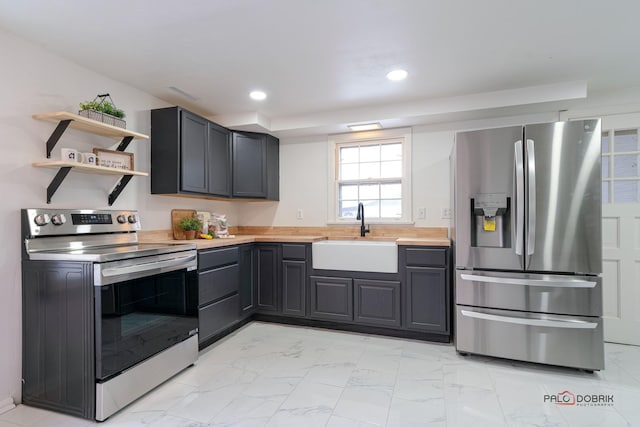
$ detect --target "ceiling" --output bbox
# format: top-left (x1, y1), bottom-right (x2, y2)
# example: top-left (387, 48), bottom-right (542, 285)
top-left (2, 0), bottom-right (640, 136)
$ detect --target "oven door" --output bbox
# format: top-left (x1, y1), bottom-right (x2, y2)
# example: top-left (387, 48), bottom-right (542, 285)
top-left (94, 252), bottom-right (198, 381)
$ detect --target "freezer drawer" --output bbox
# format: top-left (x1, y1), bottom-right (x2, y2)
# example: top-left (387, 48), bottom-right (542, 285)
top-left (455, 270), bottom-right (602, 316)
top-left (455, 306), bottom-right (603, 371)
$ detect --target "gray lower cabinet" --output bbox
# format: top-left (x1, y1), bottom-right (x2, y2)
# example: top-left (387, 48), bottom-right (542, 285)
top-left (404, 266), bottom-right (448, 333)
top-left (309, 276), bottom-right (353, 322)
top-left (257, 245), bottom-right (280, 312)
top-left (353, 279), bottom-right (401, 328)
top-left (282, 260), bottom-right (306, 317)
top-left (239, 244), bottom-right (257, 318)
top-left (198, 247), bottom-right (240, 344)
top-left (22, 261), bottom-right (95, 420)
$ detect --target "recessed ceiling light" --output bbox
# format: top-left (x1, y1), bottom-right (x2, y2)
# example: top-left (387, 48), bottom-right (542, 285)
top-left (250, 90), bottom-right (267, 100)
top-left (348, 123), bottom-right (382, 132)
top-left (386, 69), bottom-right (408, 81)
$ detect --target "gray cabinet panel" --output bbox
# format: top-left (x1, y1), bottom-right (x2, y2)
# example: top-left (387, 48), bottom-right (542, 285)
top-left (266, 134), bottom-right (280, 201)
top-left (405, 267), bottom-right (448, 333)
top-left (207, 122), bottom-right (232, 197)
top-left (232, 132), bottom-right (267, 198)
top-left (180, 110), bottom-right (209, 193)
top-left (282, 260), bottom-right (306, 317)
top-left (281, 244), bottom-right (306, 260)
top-left (199, 246), bottom-right (239, 270)
top-left (198, 264), bottom-right (239, 306)
top-left (309, 276), bottom-right (353, 322)
top-left (405, 248), bottom-right (448, 267)
top-left (239, 245), bottom-right (257, 317)
top-left (199, 294), bottom-right (240, 343)
top-left (257, 245), bottom-right (279, 312)
top-left (354, 279), bottom-right (401, 328)
top-left (22, 261), bottom-right (95, 420)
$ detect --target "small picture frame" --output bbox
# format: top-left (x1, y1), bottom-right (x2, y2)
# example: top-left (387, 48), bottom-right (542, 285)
top-left (93, 148), bottom-right (134, 171)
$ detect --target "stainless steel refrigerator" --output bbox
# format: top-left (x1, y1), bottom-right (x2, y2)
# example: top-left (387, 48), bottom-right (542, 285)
top-left (452, 120), bottom-right (604, 371)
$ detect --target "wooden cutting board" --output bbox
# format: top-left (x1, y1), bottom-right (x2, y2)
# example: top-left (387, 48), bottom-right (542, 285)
top-left (171, 209), bottom-right (197, 240)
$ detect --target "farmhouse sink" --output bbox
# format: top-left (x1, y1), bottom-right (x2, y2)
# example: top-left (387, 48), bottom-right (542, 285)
top-left (312, 240), bottom-right (398, 273)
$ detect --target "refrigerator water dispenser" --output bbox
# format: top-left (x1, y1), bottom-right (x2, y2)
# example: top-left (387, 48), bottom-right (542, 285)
top-left (471, 193), bottom-right (510, 248)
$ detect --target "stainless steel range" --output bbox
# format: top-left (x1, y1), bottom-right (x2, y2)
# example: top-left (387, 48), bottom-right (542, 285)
top-left (21, 208), bottom-right (199, 421)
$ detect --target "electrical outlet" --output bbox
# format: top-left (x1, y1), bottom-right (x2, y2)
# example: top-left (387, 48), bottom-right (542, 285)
top-left (417, 207), bottom-right (426, 220)
top-left (441, 208), bottom-right (452, 219)
top-left (296, 209), bottom-right (304, 220)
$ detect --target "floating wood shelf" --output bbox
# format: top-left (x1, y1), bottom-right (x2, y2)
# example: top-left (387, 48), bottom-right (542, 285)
top-left (33, 111), bottom-right (149, 140)
top-left (32, 111), bottom-right (150, 205)
top-left (33, 161), bottom-right (148, 177)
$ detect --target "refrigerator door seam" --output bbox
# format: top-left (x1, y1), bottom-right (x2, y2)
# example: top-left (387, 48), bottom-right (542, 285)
top-left (460, 310), bottom-right (598, 329)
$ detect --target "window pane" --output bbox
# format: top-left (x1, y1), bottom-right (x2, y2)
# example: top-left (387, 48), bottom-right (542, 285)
top-left (340, 184), bottom-right (358, 200)
top-left (340, 146), bottom-right (359, 163)
top-left (381, 199), bottom-right (402, 218)
top-left (381, 161), bottom-right (402, 178)
top-left (361, 199), bottom-right (380, 218)
top-left (602, 181), bottom-right (609, 204)
top-left (614, 130), bottom-right (638, 152)
top-left (359, 184), bottom-right (379, 199)
top-left (340, 163), bottom-right (358, 180)
top-left (360, 162), bottom-right (380, 179)
top-left (602, 155), bottom-right (609, 178)
top-left (381, 143), bottom-right (402, 161)
top-left (601, 133), bottom-right (610, 153)
top-left (613, 154), bottom-right (639, 178)
top-left (613, 181), bottom-right (638, 203)
top-left (360, 145), bottom-right (380, 162)
top-left (381, 183), bottom-right (402, 198)
top-left (340, 200), bottom-right (359, 218)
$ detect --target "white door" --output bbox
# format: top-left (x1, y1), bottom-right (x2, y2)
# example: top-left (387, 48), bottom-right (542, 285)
top-left (602, 203), bottom-right (640, 345)
top-left (600, 124), bottom-right (640, 345)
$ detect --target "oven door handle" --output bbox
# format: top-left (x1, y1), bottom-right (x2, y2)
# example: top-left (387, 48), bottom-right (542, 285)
top-left (100, 254), bottom-right (197, 279)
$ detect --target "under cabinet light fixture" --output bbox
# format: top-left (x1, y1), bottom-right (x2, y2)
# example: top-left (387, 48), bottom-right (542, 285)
top-left (348, 123), bottom-right (382, 132)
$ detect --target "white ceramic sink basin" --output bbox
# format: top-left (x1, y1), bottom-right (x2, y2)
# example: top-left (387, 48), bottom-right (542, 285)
top-left (312, 240), bottom-right (398, 273)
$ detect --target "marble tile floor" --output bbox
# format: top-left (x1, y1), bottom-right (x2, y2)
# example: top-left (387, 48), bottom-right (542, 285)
top-left (2, 321), bottom-right (640, 427)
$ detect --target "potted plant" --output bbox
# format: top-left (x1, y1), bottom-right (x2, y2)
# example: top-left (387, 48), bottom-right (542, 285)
top-left (179, 215), bottom-right (203, 240)
top-left (79, 93), bottom-right (126, 128)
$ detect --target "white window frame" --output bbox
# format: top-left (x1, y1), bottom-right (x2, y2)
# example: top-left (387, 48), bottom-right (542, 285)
top-left (327, 127), bottom-right (412, 224)
top-left (601, 128), bottom-right (640, 203)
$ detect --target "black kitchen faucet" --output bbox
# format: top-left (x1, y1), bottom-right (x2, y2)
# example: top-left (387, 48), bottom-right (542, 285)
top-left (356, 202), bottom-right (370, 237)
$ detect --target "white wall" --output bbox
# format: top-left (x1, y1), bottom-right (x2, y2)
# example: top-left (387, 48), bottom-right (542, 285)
top-left (0, 29), bottom-right (238, 405)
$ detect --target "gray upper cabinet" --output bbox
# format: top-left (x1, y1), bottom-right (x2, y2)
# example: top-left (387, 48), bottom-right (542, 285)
top-left (207, 122), bottom-right (232, 197)
top-left (232, 131), bottom-right (279, 200)
top-left (181, 111), bottom-right (209, 193)
top-left (151, 107), bottom-right (277, 200)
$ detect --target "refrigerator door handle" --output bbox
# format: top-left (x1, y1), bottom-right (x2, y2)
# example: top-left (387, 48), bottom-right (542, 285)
top-left (460, 273), bottom-right (597, 288)
top-left (460, 310), bottom-right (598, 329)
top-left (514, 140), bottom-right (525, 256)
top-left (526, 139), bottom-right (536, 257)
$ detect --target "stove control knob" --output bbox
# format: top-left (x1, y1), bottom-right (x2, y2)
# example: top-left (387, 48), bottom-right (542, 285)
top-left (127, 215), bottom-right (137, 224)
top-left (34, 214), bottom-right (50, 226)
top-left (116, 215), bottom-right (127, 224)
top-left (51, 214), bottom-right (67, 226)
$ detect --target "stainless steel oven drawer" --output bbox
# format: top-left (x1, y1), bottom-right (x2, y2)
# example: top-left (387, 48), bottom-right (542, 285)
top-left (455, 306), bottom-right (603, 370)
top-left (455, 270), bottom-right (602, 316)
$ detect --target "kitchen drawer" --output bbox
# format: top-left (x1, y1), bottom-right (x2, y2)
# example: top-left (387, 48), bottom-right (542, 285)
top-left (455, 270), bottom-right (602, 316)
top-left (199, 294), bottom-right (240, 343)
top-left (281, 244), bottom-right (306, 260)
top-left (455, 305), bottom-right (604, 371)
top-left (198, 247), bottom-right (239, 271)
top-left (198, 264), bottom-right (239, 305)
top-left (404, 247), bottom-right (448, 267)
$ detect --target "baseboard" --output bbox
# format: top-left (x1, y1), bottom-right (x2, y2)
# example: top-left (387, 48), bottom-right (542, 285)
top-left (0, 397), bottom-right (15, 415)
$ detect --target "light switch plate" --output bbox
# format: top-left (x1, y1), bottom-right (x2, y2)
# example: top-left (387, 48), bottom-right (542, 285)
top-left (296, 209), bottom-right (304, 220)
top-left (417, 207), bottom-right (426, 220)
top-left (441, 208), bottom-right (451, 219)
